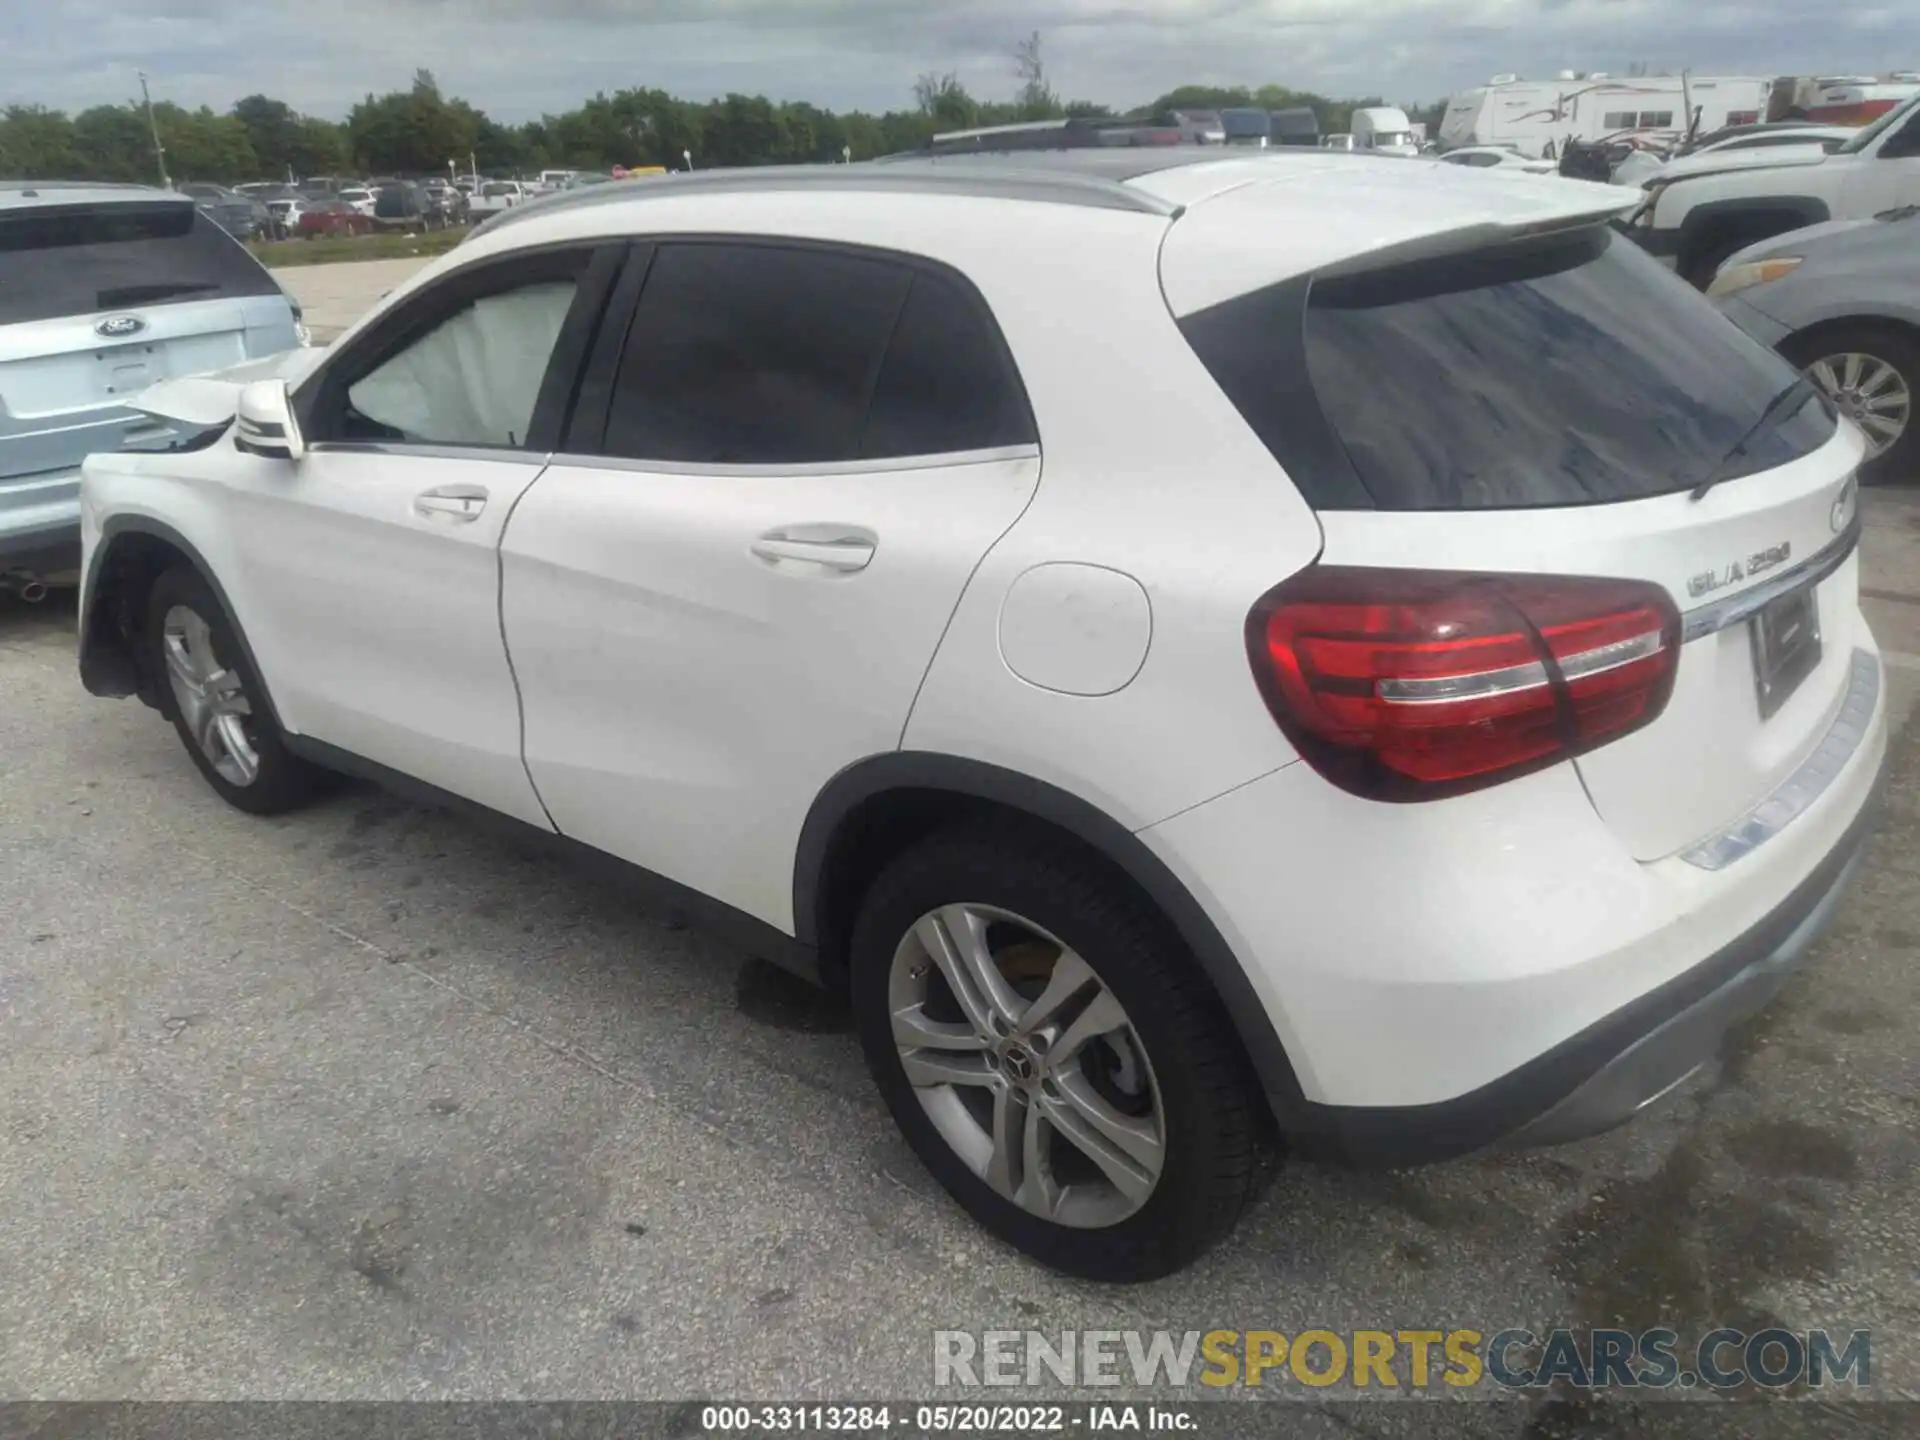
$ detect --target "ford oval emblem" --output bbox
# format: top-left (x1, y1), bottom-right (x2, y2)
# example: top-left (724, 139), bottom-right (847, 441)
top-left (95, 314), bottom-right (146, 338)
top-left (1831, 476), bottom-right (1858, 534)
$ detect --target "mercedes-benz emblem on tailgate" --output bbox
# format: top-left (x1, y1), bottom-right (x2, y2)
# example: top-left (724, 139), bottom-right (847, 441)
top-left (95, 315), bottom-right (146, 338)
top-left (1831, 477), bottom-right (1858, 534)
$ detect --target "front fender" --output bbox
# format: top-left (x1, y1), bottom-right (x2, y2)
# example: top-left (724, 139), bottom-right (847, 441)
top-left (77, 455), bottom-right (280, 730)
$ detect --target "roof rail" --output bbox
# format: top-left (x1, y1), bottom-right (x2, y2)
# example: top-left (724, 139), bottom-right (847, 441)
top-left (932, 119), bottom-right (1084, 144)
top-left (463, 158), bottom-right (1181, 243)
top-left (0, 179), bottom-right (174, 194)
top-left (916, 115), bottom-right (1218, 155)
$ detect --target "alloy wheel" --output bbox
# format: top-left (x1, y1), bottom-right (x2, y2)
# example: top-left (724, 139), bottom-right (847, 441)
top-left (161, 604), bottom-right (260, 788)
top-left (888, 904), bottom-right (1166, 1229)
top-left (1809, 351), bottom-right (1911, 460)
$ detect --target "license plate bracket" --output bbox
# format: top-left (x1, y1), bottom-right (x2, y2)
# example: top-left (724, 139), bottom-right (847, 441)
top-left (1750, 582), bottom-right (1822, 720)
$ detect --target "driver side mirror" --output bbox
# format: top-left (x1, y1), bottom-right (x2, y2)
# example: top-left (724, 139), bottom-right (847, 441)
top-left (235, 379), bottom-right (305, 461)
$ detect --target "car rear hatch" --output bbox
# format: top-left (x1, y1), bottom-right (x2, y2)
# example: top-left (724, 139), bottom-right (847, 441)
top-left (0, 197), bottom-right (292, 494)
top-left (1165, 177), bottom-right (1866, 862)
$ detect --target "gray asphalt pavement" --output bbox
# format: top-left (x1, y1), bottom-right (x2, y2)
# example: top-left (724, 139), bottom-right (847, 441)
top-left (4, 470), bottom-right (1920, 1417)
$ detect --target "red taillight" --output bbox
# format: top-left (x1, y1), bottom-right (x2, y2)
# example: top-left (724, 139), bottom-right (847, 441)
top-left (1247, 567), bottom-right (1680, 800)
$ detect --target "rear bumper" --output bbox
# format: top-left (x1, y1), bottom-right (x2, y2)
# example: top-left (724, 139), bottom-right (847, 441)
top-left (1507, 816), bottom-right (1869, 1148)
top-left (1297, 763), bottom-right (1879, 1166)
top-left (0, 475), bottom-right (82, 577)
top-left (1140, 641), bottom-right (1888, 1168)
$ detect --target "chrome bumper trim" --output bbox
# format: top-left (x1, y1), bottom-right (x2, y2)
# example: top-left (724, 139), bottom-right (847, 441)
top-left (1680, 512), bottom-right (1860, 643)
top-left (1680, 647), bottom-right (1881, 871)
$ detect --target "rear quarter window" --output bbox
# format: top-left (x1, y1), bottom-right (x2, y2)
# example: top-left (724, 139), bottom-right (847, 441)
top-left (1179, 227), bottom-right (1836, 510)
top-left (0, 202), bottom-right (279, 325)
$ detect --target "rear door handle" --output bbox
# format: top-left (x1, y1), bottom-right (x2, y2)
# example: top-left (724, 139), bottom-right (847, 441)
top-left (413, 484), bottom-right (488, 523)
top-left (750, 525), bottom-right (876, 573)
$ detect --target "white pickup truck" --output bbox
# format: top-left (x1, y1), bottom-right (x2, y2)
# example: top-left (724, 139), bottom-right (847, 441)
top-left (1627, 93), bottom-right (1920, 287)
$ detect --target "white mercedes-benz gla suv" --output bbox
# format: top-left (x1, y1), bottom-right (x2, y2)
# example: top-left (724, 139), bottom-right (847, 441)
top-left (77, 150), bottom-right (1886, 1280)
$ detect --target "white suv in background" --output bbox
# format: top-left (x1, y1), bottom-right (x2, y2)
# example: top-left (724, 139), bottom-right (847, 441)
top-left (76, 153), bottom-right (1886, 1280)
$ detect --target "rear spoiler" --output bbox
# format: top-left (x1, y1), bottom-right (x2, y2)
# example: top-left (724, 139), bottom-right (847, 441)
top-left (1312, 198), bottom-right (1639, 281)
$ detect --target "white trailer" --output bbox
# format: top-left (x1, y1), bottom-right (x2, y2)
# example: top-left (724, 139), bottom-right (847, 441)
top-left (1438, 72), bottom-right (1773, 157)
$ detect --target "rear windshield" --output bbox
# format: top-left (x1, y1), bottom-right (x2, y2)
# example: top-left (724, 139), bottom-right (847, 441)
top-left (0, 202), bottom-right (279, 326)
top-left (1180, 227), bottom-right (1836, 510)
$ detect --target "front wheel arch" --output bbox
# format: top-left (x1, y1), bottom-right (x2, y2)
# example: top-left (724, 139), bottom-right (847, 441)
top-left (1780, 317), bottom-right (1920, 479)
top-left (81, 518), bottom-right (287, 735)
top-left (1676, 199), bottom-right (1831, 288)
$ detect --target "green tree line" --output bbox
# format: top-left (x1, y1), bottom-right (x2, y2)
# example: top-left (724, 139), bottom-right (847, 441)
top-left (0, 46), bottom-right (1440, 184)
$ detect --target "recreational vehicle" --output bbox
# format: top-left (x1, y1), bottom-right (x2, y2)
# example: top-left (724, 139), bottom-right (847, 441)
top-left (1438, 72), bottom-right (1772, 156)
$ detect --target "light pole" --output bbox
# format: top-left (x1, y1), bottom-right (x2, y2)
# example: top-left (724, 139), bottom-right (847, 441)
top-left (138, 71), bottom-right (170, 188)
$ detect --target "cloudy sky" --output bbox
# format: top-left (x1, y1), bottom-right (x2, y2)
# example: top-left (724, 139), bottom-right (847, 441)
top-left (20, 0), bottom-right (1917, 121)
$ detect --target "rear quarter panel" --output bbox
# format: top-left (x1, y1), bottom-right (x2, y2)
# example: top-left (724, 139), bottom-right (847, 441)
top-left (900, 215), bottom-right (1319, 830)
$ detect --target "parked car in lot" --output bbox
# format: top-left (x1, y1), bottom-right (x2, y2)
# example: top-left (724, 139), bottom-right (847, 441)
top-left (296, 197), bottom-right (372, 238)
top-left (1611, 122), bottom-right (1856, 189)
top-left (248, 184), bottom-right (306, 238)
top-left (1628, 92), bottom-right (1920, 286)
top-left (297, 176), bottom-right (359, 200)
top-left (1713, 204), bottom-right (1918, 479)
top-left (422, 180), bottom-right (467, 226)
top-left (0, 181), bottom-right (300, 595)
top-left (466, 180), bottom-right (528, 218)
top-left (336, 186), bottom-right (376, 218)
top-left (177, 182), bottom-right (262, 240)
top-left (369, 181), bottom-right (431, 231)
top-left (1435, 144), bottom-right (1560, 173)
top-left (76, 153), bottom-right (1885, 1279)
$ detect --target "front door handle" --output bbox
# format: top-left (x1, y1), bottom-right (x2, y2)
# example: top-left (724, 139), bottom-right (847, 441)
top-left (413, 484), bottom-right (488, 523)
top-left (750, 525), bottom-right (876, 573)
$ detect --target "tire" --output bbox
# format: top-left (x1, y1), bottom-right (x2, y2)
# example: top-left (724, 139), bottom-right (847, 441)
top-left (850, 826), bottom-right (1263, 1281)
top-left (144, 567), bottom-right (328, 815)
top-left (1782, 322), bottom-right (1918, 485)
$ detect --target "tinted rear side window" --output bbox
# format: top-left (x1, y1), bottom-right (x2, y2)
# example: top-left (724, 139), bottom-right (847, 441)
top-left (0, 202), bottom-right (279, 326)
top-left (605, 242), bottom-right (909, 465)
top-left (1181, 228), bottom-right (1835, 510)
top-left (602, 242), bottom-right (1033, 466)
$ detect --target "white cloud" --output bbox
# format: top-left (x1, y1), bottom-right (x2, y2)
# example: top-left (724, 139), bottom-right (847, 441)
top-left (11, 0), bottom-right (1904, 120)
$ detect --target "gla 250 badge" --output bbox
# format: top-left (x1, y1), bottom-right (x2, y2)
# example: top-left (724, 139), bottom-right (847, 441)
top-left (94, 315), bottom-right (146, 338)
top-left (1688, 540), bottom-right (1791, 600)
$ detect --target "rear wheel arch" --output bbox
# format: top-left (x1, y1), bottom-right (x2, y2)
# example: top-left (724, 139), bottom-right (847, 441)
top-left (793, 752), bottom-right (1309, 1124)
